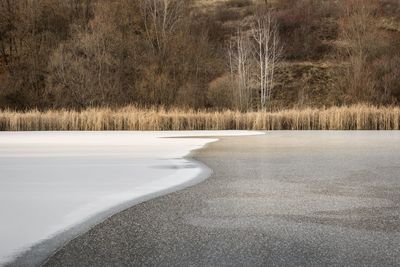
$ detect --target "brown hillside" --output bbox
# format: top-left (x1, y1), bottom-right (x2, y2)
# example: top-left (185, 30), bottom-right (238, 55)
top-left (1, 0), bottom-right (400, 110)
top-left (200, 0), bottom-right (400, 108)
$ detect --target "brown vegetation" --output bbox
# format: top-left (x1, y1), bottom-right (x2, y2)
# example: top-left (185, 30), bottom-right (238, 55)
top-left (1, 0), bottom-right (400, 114)
top-left (1, 105), bottom-right (399, 131)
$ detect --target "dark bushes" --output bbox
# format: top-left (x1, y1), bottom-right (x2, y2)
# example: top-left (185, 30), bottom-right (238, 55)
top-left (276, 0), bottom-right (338, 60)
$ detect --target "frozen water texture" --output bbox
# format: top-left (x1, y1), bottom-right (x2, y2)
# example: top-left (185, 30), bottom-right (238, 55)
top-left (0, 131), bottom-right (261, 265)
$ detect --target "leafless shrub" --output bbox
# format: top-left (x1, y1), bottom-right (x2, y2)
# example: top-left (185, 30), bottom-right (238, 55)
top-left (372, 55), bottom-right (400, 104)
top-left (0, 0), bottom-right (94, 109)
top-left (207, 76), bottom-right (235, 110)
top-left (337, 0), bottom-right (388, 103)
top-left (47, 26), bottom-right (121, 108)
top-left (228, 29), bottom-right (252, 111)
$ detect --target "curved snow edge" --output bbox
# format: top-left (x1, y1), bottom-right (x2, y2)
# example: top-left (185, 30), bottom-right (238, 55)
top-left (6, 131), bottom-right (264, 267)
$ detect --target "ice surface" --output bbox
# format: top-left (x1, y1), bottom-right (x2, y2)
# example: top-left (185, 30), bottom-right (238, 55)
top-left (0, 131), bottom-right (261, 265)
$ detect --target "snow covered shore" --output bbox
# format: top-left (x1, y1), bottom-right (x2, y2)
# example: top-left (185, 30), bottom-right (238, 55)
top-left (0, 131), bottom-right (262, 266)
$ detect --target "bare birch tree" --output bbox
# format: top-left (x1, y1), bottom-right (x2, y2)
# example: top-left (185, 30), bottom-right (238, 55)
top-left (251, 12), bottom-right (281, 109)
top-left (228, 29), bottom-right (252, 111)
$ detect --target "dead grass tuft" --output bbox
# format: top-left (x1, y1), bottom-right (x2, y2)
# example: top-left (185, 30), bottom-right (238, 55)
top-left (1, 105), bottom-right (399, 131)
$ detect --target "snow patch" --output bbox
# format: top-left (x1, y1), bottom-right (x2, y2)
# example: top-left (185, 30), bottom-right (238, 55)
top-left (0, 131), bottom-right (262, 265)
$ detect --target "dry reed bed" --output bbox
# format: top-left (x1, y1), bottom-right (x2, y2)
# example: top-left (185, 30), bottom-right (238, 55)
top-left (1, 105), bottom-right (400, 131)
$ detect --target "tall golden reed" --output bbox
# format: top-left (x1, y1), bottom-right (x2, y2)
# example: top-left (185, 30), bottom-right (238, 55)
top-left (1, 105), bottom-right (399, 131)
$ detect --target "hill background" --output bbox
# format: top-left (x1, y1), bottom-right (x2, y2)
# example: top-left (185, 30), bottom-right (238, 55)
top-left (1, 0), bottom-right (400, 111)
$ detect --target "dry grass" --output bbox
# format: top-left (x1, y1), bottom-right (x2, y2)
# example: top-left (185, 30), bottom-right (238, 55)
top-left (1, 105), bottom-right (400, 131)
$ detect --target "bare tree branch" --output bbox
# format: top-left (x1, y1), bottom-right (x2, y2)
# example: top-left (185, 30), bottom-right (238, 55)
top-left (250, 12), bottom-right (282, 109)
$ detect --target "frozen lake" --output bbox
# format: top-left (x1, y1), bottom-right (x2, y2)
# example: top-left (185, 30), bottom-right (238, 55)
top-left (0, 131), bottom-right (261, 266)
top-left (41, 131), bottom-right (400, 266)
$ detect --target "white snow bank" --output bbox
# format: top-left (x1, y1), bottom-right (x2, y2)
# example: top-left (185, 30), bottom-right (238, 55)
top-left (0, 131), bottom-right (262, 266)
